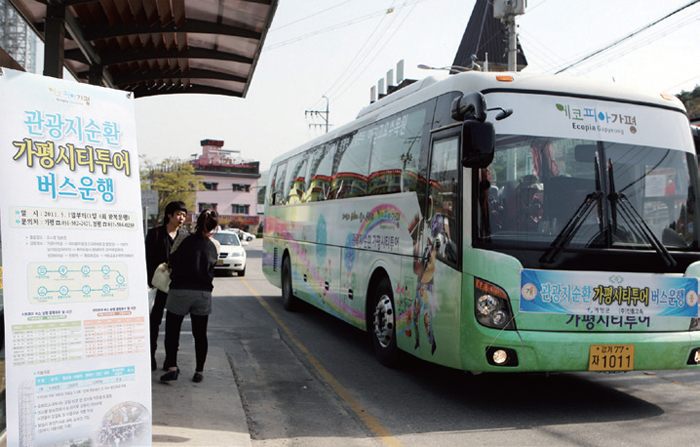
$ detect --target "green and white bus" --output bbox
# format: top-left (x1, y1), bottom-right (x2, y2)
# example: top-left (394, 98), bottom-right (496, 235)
top-left (263, 71), bottom-right (700, 373)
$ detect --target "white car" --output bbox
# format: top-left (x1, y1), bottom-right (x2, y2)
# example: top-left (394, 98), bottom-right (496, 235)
top-left (233, 228), bottom-right (256, 241)
top-left (212, 230), bottom-right (247, 276)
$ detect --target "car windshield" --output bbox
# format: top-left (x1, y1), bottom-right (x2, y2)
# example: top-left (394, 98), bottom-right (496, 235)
top-left (213, 233), bottom-right (241, 246)
top-left (477, 135), bottom-right (698, 252)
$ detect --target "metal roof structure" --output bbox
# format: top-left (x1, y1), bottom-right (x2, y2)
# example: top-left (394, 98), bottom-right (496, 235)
top-left (8, 0), bottom-right (278, 98)
top-left (452, 0), bottom-right (527, 72)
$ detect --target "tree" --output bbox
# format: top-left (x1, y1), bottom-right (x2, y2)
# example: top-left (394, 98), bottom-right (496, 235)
top-left (677, 85), bottom-right (700, 121)
top-left (140, 156), bottom-right (204, 226)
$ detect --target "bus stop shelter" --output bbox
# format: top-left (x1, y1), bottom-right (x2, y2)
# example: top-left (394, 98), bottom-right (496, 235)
top-left (6, 0), bottom-right (278, 98)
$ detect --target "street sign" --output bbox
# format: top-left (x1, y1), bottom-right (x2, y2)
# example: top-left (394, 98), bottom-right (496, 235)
top-left (141, 189), bottom-right (158, 210)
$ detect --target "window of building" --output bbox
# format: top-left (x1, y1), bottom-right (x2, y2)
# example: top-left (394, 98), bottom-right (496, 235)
top-left (203, 182), bottom-right (218, 191)
top-left (232, 204), bottom-right (250, 214)
top-left (232, 183), bottom-right (251, 192)
top-left (199, 202), bottom-right (218, 212)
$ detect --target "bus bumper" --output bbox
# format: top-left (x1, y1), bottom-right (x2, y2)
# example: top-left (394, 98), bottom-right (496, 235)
top-left (465, 329), bottom-right (700, 373)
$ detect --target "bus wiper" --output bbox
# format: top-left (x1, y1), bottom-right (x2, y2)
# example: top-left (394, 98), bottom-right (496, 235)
top-left (540, 190), bottom-right (604, 264)
top-left (608, 190), bottom-right (677, 267)
top-left (541, 154), bottom-right (605, 264)
top-left (606, 160), bottom-right (675, 267)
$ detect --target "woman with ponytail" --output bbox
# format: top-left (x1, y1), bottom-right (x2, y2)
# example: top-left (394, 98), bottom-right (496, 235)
top-left (160, 209), bottom-right (220, 383)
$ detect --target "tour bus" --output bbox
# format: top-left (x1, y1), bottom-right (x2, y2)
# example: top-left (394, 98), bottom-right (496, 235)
top-left (262, 71), bottom-right (700, 373)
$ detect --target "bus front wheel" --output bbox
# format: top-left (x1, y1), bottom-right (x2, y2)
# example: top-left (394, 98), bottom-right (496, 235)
top-left (281, 256), bottom-right (300, 311)
top-left (371, 278), bottom-right (400, 367)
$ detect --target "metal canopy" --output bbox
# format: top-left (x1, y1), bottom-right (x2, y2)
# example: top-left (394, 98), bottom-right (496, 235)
top-left (9, 0), bottom-right (278, 98)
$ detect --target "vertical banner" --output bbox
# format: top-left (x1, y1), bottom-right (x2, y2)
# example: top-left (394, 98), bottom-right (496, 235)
top-left (0, 69), bottom-right (151, 446)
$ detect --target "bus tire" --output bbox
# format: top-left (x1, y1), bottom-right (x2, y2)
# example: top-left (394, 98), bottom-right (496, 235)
top-left (281, 256), bottom-right (300, 311)
top-left (370, 277), bottom-right (400, 367)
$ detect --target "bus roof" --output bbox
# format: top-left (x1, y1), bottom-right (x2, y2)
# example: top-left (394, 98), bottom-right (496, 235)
top-left (269, 71), bottom-right (687, 166)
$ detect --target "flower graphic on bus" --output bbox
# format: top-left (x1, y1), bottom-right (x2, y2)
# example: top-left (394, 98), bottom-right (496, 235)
top-left (315, 214), bottom-right (327, 265)
top-left (344, 233), bottom-right (357, 271)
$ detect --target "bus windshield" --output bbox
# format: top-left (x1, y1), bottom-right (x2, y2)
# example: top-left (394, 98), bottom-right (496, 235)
top-left (478, 135), bottom-right (698, 252)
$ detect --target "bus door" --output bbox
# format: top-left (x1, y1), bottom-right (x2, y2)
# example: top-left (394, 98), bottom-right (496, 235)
top-left (408, 127), bottom-right (463, 363)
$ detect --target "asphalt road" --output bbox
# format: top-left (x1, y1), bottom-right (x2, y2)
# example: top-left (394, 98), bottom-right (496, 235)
top-left (207, 239), bottom-right (700, 446)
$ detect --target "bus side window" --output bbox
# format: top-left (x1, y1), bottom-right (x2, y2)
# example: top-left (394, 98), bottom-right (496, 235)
top-left (286, 155), bottom-right (308, 204)
top-left (428, 135), bottom-right (460, 267)
top-left (304, 142), bottom-right (335, 202)
top-left (368, 106), bottom-right (427, 196)
top-left (270, 162), bottom-right (288, 206)
top-left (330, 131), bottom-right (369, 200)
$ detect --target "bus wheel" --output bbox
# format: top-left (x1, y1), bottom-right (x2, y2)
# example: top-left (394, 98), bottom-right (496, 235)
top-left (281, 256), bottom-right (299, 311)
top-left (371, 278), bottom-right (400, 367)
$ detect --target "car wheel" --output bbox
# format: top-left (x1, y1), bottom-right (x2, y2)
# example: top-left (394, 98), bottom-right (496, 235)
top-left (281, 256), bottom-right (300, 311)
top-left (238, 267), bottom-right (246, 277)
top-left (370, 277), bottom-right (400, 367)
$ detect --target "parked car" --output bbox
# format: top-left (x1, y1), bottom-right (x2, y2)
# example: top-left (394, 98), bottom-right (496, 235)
top-left (241, 230), bottom-right (256, 241)
top-left (212, 230), bottom-right (247, 276)
top-left (233, 228), bottom-right (256, 241)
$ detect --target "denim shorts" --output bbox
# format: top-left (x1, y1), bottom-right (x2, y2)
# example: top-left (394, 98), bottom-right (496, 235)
top-left (165, 289), bottom-right (213, 316)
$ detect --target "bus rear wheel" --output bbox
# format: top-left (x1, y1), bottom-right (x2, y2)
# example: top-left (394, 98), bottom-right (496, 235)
top-left (281, 256), bottom-right (300, 311)
top-left (371, 277), bottom-right (400, 367)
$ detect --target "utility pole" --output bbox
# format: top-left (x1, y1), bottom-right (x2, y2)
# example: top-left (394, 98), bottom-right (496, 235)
top-left (505, 15), bottom-right (517, 72)
top-left (493, 0), bottom-right (526, 72)
top-left (305, 95), bottom-right (331, 133)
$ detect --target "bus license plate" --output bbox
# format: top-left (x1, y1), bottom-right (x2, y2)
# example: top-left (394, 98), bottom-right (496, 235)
top-left (589, 344), bottom-right (634, 371)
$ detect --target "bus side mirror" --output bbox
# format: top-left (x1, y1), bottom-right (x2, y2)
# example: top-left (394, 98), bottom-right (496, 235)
top-left (461, 120), bottom-right (495, 168)
top-left (452, 92), bottom-right (487, 122)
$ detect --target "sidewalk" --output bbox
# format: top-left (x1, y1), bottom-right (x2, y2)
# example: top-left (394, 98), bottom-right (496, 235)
top-left (151, 336), bottom-right (251, 446)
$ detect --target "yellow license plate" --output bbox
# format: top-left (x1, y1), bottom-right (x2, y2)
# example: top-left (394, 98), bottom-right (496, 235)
top-left (589, 344), bottom-right (634, 371)
top-left (216, 259), bottom-right (223, 265)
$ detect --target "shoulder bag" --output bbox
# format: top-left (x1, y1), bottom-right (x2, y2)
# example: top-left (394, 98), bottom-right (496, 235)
top-left (151, 262), bottom-right (171, 293)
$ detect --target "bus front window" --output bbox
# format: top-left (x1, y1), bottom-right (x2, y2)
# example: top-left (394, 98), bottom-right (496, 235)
top-left (478, 135), bottom-right (698, 253)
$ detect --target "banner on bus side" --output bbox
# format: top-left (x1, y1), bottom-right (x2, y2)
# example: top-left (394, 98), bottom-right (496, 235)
top-left (520, 269), bottom-right (699, 317)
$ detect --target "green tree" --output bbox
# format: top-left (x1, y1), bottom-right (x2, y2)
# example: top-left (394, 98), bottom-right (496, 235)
top-left (677, 85), bottom-right (700, 121)
top-left (140, 156), bottom-right (204, 226)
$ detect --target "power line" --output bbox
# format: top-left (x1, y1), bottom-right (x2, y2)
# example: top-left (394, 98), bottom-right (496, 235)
top-left (264, 0), bottom-right (423, 52)
top-left (269, 1), bottom-right (353, 33)
top-left (518, 29), bottom-right (567, 73)
top-left (319, 3), bottom-right (400, 104)
top-left (555, 0), bottom-right (700, 74)
top-left (573, 11), bottom-right (700, 74)
top-left (318, 0), bottom-right (422, 107)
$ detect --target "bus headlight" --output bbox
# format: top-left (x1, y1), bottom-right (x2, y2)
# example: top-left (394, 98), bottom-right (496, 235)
top-left (474, 278), bottom-right (515, 330)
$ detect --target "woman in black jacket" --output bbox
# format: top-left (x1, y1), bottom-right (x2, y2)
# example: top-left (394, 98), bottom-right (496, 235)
top-left (160, 209), bottom-right (219, 383)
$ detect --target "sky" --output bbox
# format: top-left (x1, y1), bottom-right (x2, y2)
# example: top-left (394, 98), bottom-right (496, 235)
top-left (134, 0), bottom-right (700, 172)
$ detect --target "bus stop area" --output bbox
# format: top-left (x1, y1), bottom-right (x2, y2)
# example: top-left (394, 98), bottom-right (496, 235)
top-left (151, 340), bottom-right (251, 447)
